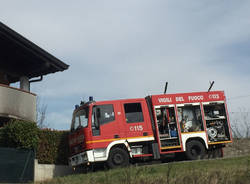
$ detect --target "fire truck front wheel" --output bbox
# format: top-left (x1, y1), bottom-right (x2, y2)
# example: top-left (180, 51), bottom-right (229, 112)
top-left (185, 140), bottom-right (206, 160)
top-left (107, 147), bottom-right (129, 169)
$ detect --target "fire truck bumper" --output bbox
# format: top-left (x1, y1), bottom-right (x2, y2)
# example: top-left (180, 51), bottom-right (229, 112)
top-left (69, 148), bottom-right (109, 167)
top-left (69, 151), bottom-right (94, 167)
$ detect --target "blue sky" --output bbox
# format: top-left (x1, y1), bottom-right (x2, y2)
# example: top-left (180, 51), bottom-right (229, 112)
top-left (1, 1), bottom-right (250, 129)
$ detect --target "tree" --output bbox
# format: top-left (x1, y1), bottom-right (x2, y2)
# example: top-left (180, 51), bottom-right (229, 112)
top-left (230, 108), bottom-right (250, 138)
top-left (36, 97), bottom-right (49, 129)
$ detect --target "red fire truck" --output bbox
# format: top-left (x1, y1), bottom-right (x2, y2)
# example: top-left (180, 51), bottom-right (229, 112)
top-left (69, 91), bottom-right (232, 169)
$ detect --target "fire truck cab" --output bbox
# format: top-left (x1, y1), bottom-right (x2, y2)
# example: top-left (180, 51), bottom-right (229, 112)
top-left (69, 91), bottom-right (232, 169)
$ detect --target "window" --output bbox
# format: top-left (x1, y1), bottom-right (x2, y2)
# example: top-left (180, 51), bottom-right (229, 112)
top-left (71, 108), bottom-right (89, 131)
top-left (73, 116), bottom-right (80, 130)
top-left (79, 114), bottom-right (88, 127)
top-left (92, 104), bottom-right (115, 127)
top-left (124, 103), bottom-right (144, 123)
top-left (178, 105), bottom-right (203, 133)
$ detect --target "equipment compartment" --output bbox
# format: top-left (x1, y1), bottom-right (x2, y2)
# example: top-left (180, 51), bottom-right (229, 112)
top-left (203, 102), bottom-right (231, 142)
top-left (155, 106), bottom-right (180, 148)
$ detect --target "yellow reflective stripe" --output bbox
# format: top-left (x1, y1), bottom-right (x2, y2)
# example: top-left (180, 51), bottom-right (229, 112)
top-left (208, 141), bottom-right (232, 145)
top-left (86, 135), bottom-right (154, 144)
top-left (86, 138), bottom-right (118, 144)
top-left (161, 145), bottom-right (181, 150)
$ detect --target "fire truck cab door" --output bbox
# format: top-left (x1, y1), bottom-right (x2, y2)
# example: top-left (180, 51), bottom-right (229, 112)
top-left (122, 100), bottom-right (151, 139)
top-left (91, 104), bottom-right (120, 142)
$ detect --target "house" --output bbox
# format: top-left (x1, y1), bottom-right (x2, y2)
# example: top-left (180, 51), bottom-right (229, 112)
top-left (0, 22), bottom-right (69, 126)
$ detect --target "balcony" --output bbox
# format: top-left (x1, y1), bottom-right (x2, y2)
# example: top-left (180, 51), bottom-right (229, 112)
top-left (0, 84), bottom-right (36, 123)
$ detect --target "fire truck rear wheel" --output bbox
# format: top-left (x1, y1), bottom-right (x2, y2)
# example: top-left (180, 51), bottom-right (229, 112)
top-left (107, 147), bottom-right (129, 169)
top-left (186, 140), bottom-right (205, 160)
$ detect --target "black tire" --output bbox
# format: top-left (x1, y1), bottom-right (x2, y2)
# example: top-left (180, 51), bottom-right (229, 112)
top-left (107, 147), bottom-right (129, 169)
top-left (185, 140), bottom-right (206, 160)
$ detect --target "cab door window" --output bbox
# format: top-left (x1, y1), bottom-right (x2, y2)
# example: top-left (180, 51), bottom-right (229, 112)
top-left (92, 104), bottom-right (115, 136)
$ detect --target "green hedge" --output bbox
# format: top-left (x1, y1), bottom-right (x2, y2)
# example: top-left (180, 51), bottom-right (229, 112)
top-left (37, 129), bottom-right (69, 165)
top-left (0, 119), bottom-right (39, 149)
top-left (0, 128), bottom-right (4, 146)
top-left (0, 119), bottom-right (69, 165)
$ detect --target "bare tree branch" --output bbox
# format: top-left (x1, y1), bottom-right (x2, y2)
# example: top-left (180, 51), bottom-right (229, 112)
top-left (230, 109), bottom-right (250, 138)
top-left (36, 97), bottom-right (49, 129)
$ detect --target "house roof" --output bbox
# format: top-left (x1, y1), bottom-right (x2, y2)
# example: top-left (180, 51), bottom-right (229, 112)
top-left (0, 22), bottom-right (69, 83)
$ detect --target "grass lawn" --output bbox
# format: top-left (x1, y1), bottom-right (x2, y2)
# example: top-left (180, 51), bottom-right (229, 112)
top-left (36, 155), bottom-right (250, 184)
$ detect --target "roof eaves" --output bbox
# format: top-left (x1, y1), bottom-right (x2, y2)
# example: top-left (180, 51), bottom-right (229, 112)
top-left (0, 22), bottom-right (69, 71)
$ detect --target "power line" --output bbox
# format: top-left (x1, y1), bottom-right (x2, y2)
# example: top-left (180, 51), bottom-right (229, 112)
top-left (227, 94), bottom-right (250, 101)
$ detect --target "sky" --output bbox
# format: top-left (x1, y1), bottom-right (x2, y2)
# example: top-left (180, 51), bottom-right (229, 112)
top-left (1, 1), bottom-right (250, 130)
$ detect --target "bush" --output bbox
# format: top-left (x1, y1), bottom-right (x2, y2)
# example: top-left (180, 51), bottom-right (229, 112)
top-left (0, 119), bottom-right (39, 150)
top-left (36, 129), bottom-right (69, 165)
top-left (0, 128), bottom-right (4, 146)
top-left (0, 120), bottom-right (70, 165)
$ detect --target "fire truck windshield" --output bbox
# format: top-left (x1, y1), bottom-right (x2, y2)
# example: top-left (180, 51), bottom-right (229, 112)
top-left (71, 107), bottom-right (89, 131)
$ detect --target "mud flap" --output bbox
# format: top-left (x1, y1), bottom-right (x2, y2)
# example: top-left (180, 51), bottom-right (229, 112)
top-left (152, 143), bottom-right (160, 159)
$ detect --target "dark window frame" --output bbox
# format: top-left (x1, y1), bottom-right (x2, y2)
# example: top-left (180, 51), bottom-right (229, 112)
top-left (92, 104), bottom-right (115, 127)
top-left (124, 102), bottom-right (144, 123)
